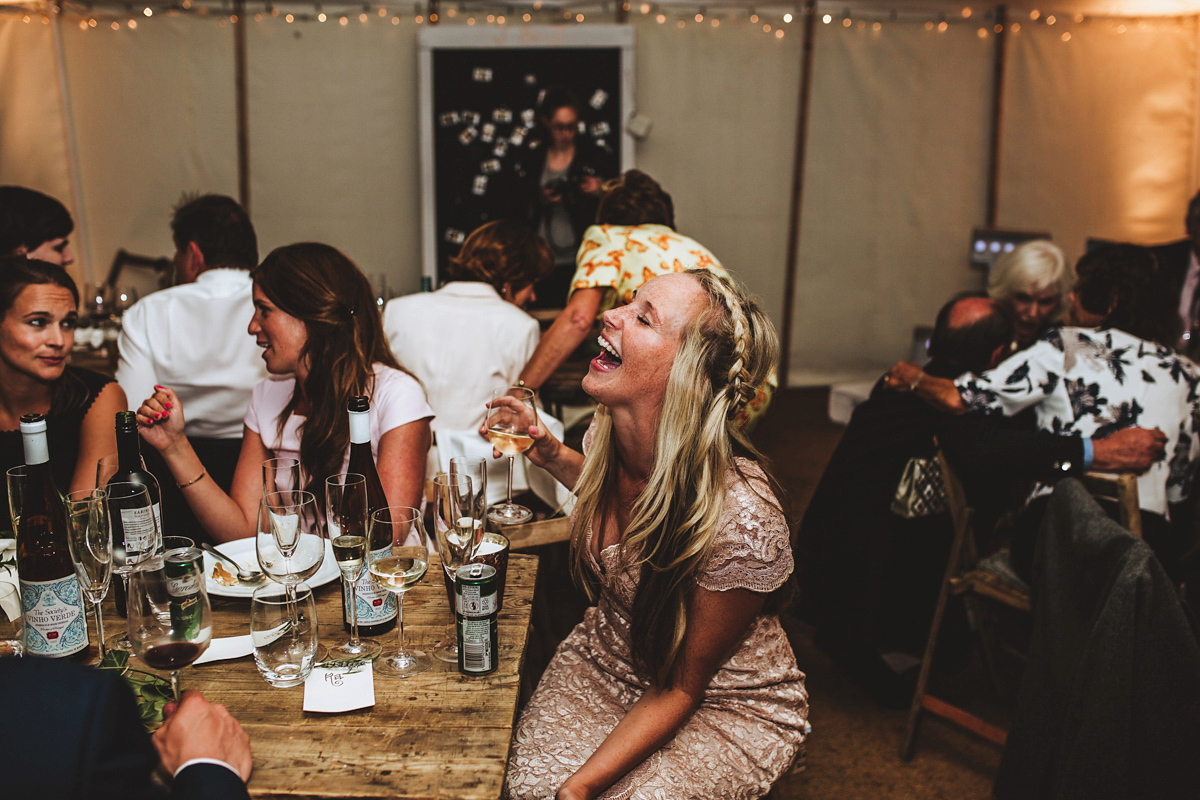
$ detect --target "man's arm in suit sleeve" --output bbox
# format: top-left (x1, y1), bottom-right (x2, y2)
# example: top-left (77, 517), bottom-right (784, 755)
top-left (171, 762), bottom-right (250, 800)
top-left (936, 412), bottom-right (1085, 484)
top-left (937, 414), bottom-right (1166, 483)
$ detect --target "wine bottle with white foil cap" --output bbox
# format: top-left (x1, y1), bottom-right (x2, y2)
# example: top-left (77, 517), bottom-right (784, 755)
top-left (344, 395), bottom-right (398, 635)
top-left (16, 413), bottom-right (90, 659)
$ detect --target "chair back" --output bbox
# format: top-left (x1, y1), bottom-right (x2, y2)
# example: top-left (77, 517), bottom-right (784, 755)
top-left (1079, 472), bottom-right (1142, 538)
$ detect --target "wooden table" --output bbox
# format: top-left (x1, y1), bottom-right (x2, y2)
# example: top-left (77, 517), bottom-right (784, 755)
top-left (171, 553), bottom-right (538, 799)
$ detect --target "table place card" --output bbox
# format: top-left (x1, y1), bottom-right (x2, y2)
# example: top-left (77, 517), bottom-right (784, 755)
top-left (303, 663), bottom-right (375, 713)
top-left (194, 634), bottom-right (254, 665)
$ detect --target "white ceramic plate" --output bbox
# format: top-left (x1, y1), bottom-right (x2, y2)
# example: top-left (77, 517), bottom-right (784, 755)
top-left (203, 538), bottom-right (339, 598)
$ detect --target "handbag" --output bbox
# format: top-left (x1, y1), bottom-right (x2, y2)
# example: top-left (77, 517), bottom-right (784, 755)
top-left (891, 456), bottom-right (948, 518)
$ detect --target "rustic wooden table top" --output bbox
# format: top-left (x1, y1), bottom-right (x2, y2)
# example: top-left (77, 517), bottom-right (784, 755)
top-left (158, 552), bottom-right (538, 800)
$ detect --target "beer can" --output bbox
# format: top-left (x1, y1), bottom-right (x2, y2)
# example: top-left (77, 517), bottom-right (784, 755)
top-left (455, 563), bottom-right (498, 675)
top-left (164, 547), bottom-right (204, 639)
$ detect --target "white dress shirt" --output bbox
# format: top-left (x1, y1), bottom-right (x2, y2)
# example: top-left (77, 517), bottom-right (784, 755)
top-left (383, 282), bottom-right (540, 433)
top-left (117, 268), bottom-right (268, 439)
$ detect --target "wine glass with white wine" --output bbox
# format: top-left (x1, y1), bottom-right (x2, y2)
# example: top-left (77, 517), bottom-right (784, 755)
top-left (485, 387), bottom-right (537, 526)
top-left (325, 473), bottom-right (381, 661)
top-left (368, 506), bottom-right (431, 678)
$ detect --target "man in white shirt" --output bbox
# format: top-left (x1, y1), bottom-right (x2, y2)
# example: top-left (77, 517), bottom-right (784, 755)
top-left (117, 194), bottom-right (266, 438)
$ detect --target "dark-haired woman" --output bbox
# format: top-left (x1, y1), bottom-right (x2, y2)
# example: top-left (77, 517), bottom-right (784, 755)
top-left (137, 243), bottom-right (432, 543)
top-left (502, 270), bottom-right (807, 800)
top-left (384, 219), bottom-right (551, 435)
top-left (0, 256), bottom-right (126, 515)
top-left (521, 87), bottom-right (605, 305)
top-left (0, 186), bottom-right (76, 267)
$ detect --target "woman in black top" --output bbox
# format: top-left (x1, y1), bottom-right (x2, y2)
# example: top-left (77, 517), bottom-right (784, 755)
top-left (0, 257), bottom-right (125, 522)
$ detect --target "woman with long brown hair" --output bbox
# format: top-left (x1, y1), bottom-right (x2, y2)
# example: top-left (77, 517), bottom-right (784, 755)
top-left (136, 242), bottom-right (432, 542)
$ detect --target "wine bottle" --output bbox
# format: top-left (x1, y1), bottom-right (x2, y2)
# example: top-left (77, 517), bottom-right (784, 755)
top-left (16, 413), bottom-right (90, 659)
top-left (107, 410), bottom-right (163, 617)
top-left (343, 395), bottom-right (398, 635)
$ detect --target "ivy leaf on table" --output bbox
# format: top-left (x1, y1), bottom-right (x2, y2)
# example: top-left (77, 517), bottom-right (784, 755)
top-left (98, 648), bottom-right (174, 730)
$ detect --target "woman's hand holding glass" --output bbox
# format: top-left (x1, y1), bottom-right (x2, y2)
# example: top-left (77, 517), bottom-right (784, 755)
top-left (485, 387), bottom-right (538, 525)
top-left (65, 488), bottom-right (112, 658)
top-left (325, 473), bottom-right (381, 661)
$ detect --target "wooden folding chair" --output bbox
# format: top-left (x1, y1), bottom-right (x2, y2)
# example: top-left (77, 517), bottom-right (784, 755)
top-left (900, 451), bottom-right (1141, 761)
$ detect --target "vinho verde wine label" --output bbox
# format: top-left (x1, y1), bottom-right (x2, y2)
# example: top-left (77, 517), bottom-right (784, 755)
top-left (119, 506), bottom-right (158, 557)
top-left (356, 545), bottom-right (398, 624)
top-left (20, 575), bottom-right (87, 657)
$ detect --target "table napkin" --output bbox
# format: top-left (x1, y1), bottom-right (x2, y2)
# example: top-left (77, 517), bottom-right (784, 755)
top-left (436, 412), bottom-right (575, 513)
top-left (194, 634), bottom-right (254, 665)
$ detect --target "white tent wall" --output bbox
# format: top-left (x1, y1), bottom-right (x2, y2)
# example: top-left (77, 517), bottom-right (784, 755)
top-left (0, 17), bottom-right (78, 279)
top-left (632, 18), bottom-right (802, 328)
top-left (58, 17), bottom-right (239, 281)
top-left (248, 19), bottom-right (422, 291)
top-left (999, 17), bottom-right (1199, 260)
top-left (788, 21), bottom-right (992, 384)
top-left (5, 10), bottom-right (1200, 387)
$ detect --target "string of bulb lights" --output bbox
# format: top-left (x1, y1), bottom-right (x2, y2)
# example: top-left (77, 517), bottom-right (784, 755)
top-left (3, 2), bottom-right (1195, 40)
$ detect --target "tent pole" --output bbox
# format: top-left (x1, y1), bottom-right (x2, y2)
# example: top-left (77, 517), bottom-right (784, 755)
top-left (985, 5), bottom-right (1008, 228)
top-left (778, 0), bottom-right (817, 389)
top-left (49, 11), bottom-right (92, 283)
top-left (234, 0), bottom-right (250, 212)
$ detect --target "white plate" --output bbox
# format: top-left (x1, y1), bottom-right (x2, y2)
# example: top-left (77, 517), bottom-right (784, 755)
top-left (203, 538), bottom-right (339, 598)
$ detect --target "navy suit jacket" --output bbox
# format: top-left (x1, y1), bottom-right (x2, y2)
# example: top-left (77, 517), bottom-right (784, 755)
top-left (0, 656), bottom-right (249, 800)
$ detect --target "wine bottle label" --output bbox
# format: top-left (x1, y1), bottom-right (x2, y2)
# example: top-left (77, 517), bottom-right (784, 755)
top-left (356, 544), bottom-right (398, 623)
top-left (119, 506), bottom-right (158, 558)
top-left (19, 575), bottom-right (88, 657)
top-left (349, 409), bottom-right (371, 445)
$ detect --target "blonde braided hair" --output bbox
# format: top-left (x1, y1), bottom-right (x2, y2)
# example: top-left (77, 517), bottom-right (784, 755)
top-left (568, 268), bottom-right (782, 687)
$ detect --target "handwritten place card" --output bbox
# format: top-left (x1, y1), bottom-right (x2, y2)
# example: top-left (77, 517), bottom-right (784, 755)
top-left (303, 662), bottom-right (375, 713)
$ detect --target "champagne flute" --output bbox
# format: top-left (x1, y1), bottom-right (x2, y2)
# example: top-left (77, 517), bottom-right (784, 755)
top-left (5, 465), bottom-right (25, 533)
top-left (127, 548), bottom-right (212, 701)
top-left (325, 473), bottom-right (381, 660)
top-left (65, 489), bottom-right (113, 658)
top-left (104, 482), bottom-right (160, 652)
top-left (451, 457), bottom-right (488, 531)
top-left (485, 387), bottom-right (538, 525)
top-left (432, 472), bottom-right (477, 663)
top-left (263, 457), bottom-right (301, 497)
top-left (369, 506), bottom-right (431, 677)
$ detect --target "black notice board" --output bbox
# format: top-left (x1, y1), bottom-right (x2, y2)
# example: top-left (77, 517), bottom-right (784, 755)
top-left (431, 46), bottom-right (623, 278)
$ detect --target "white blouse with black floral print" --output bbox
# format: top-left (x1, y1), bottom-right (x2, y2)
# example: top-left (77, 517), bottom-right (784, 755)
top-left (954, 326), bottom-right (1200, 515)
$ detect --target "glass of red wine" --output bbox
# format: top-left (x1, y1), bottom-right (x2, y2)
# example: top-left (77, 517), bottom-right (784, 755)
top-left (126, 546), bottom-right (212, 701)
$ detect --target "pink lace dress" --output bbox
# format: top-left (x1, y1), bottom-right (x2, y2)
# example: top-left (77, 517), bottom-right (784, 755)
top-left (503, 460), bottom-right (809, 799)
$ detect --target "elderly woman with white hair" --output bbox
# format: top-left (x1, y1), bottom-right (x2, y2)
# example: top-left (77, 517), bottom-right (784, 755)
top-left (987, 239), bottom-right (1072, 347)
